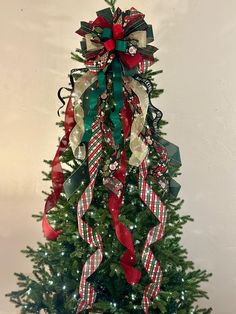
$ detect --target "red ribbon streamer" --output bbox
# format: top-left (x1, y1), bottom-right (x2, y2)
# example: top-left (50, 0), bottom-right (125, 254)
top-left (42, 96), bottom-right (76, 240)
top-left (108, 97), bottom-right (141, 285)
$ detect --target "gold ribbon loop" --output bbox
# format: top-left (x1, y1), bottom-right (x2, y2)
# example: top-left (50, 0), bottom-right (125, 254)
top-left (85, 34), bottom-right (103, 51)
top-left (126, 30), bottom-right (147, 48)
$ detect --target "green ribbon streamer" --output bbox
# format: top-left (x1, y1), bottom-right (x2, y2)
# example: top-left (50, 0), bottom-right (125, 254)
top-left (64, 71), bottom-right (107, 198)
top-left (110, 58), bottom-right (124, 145)
top-left (169, 178), bottom-right (181, 199)
top-left (83, 26), bottom-right (126, 145)
top-left (159, 138), bottom-right (182, 167)
top-left (82, 71), bottom-right (106, 142)
top-left (64, 160), bottom-right (89, 199)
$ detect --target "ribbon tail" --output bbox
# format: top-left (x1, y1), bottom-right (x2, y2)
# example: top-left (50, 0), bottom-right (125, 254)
top-left (123, 76), bottom-right (149, 166)
top-left (139, 158), bottom-right (167, 313)
top-left (42, 96), bottom-right (75, 241)
top-left (108, 98), bottom-right (141, 285)
top-left (76, 118), bottom-right (103, 312)
top-left (133, 75), bottom-right (163, 141)
top-left (70, 71), bottom-right (97, 159)
top-left (110, 59), bottom-right (124, 145)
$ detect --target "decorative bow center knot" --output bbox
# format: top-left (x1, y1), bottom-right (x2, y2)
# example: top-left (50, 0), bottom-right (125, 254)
top-left (102, 25), bottom-right (127, 53)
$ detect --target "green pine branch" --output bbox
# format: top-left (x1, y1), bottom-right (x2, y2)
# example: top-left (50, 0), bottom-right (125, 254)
top-left (104, 0), bottom-right (117, 13)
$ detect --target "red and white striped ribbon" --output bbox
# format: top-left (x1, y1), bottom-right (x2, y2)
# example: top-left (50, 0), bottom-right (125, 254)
top-left (139, 157), bottom-right (168, 313)
top-left (76, 117), bottom-right (103, 313)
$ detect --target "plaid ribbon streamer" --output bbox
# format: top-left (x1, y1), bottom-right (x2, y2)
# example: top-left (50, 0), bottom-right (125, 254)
top-left (138, 59), bottom-right (154, 74)
top-left (139, 157), bottom-right (167, 313)
top-left (76, 117), bottom-right (103, 312)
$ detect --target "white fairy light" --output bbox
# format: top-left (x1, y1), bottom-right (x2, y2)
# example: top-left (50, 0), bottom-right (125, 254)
top-left (63, 285), bottom-right (66, 290)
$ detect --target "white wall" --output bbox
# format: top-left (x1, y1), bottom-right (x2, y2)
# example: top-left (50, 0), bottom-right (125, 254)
top-left (0, 1), bottom-right (235, 313)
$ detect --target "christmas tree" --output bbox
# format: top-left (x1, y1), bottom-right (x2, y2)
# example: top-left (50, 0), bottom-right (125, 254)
top-left (7, 1), bottom-right (212, 313)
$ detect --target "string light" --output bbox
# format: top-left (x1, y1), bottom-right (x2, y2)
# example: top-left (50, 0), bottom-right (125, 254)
top-left (26, 288), bottom-right (31, 295)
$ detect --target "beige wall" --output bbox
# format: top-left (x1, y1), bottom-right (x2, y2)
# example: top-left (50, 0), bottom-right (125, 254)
top-left (1, 1), bottom-right (236, 313)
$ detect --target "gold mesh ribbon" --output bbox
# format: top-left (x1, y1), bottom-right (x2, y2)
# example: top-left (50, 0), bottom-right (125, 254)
top-left (124, 76), bottom-right (149, 166)
top-left (70, 71), bottom-right (97, 160)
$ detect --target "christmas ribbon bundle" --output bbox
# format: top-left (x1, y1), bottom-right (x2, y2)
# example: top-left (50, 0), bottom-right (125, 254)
top-left (42, 6), bottom-right (181, 313)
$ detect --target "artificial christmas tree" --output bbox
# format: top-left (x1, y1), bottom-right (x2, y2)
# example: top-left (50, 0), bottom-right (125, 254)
top-left (7, 1), bottom-right (212, 313)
